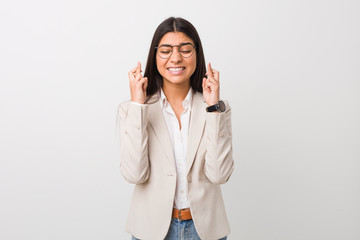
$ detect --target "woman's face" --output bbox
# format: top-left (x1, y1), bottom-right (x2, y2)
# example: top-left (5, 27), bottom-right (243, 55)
top-left (156, 32), bottom-right (197, 88)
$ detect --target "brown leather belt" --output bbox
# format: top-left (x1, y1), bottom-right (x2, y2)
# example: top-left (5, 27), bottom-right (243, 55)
top-left (172, 208), bottom-right (192, 220)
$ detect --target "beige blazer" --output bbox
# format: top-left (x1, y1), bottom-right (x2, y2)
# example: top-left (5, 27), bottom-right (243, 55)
top-left (118, 91), bottom-right (234, 240)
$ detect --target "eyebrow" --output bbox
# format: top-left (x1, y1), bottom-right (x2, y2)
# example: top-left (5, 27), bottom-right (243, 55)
top-left (158, 42), bottom-right (193, 47)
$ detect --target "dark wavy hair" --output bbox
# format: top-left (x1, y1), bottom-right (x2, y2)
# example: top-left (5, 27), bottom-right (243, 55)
top-left (144, 17), bottom-right (206, 103)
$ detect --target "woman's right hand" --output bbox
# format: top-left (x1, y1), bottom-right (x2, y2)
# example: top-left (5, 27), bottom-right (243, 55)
top-left (128, 62), bottom-right (148, 104)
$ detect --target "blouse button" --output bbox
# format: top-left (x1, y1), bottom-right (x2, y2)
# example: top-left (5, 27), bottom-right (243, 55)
top-left (187, 175), bottom-right (192, 183)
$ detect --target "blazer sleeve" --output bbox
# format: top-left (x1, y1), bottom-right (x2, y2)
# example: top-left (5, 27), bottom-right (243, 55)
top-left (117, 101), bottom-right (150, 184)
top-left (203, 100), bottom-right (234, 184)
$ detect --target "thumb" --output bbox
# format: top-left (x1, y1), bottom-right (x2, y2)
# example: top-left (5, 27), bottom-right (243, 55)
top-left (202, 78), bottom-right (207, 90)
top-left (143, 77), bottom-right (148, 91)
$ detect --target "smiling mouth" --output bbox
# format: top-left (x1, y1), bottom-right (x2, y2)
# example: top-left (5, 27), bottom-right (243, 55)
top-left (167, 67), bottom-right (185, 72)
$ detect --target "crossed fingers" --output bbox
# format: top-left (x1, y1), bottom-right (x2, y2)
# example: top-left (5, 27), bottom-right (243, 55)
top-left (207, 62), bottom-right (219, 81)
top-left (204, 62), bottom-right (219, 88)
top-left (128, 62), bottom-right (143, 82)
top-left (128, 62), bottom-right (148, 104)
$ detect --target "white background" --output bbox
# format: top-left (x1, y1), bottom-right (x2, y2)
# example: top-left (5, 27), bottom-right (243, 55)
top-left (1, 0), bottom-right (359, 239)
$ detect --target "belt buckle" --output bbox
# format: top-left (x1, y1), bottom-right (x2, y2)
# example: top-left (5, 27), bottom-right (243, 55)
top-left (178, 208), bottom-right (182, 222)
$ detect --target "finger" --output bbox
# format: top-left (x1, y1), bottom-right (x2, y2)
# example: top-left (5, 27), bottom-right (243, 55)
top-left (207, 62), bottom-right (214, 75)
top-left (135, 74), bottom-right (142, 81)
top-left (138, 77), bottom-right (145, 86)
top-left (143, 77), bottom-right (148, 91)
top-left (206, 63), bottom-right (216, 81)
top-left (129, 66), bottom-right (137, 73)
top-left (202, 78), bottom-right (213, 90)
top-left (206, 77), bottom-right (218, 86)
top-left (136, 62), bottom-right (144, 81)
top-left (206, 79), bottom-right (212, 88)
top-left (202, 78), bottom-right (210, 92)
top-left (211, 69), bottom-right (219, 82)
top-left (128, 67), bottom-right (137, 81)
top-left (136, 62), bottom-right (141, 75)
top-left (139, 77), bottom-right (148, 92)
top-left (205, 72), bottom-right (215, 83)
top-left (129, 65), bottom-right (142, 74)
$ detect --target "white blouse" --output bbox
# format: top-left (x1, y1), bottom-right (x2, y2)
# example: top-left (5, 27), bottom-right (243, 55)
top-left (160, 88), bottom-right (193, 210)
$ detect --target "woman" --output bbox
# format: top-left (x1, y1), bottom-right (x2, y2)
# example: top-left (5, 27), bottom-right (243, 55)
top-left (118, 17), bottom-right (234, 240)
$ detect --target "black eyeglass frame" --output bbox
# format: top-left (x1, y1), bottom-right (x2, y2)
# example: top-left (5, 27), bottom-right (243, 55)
top-left (155, 43), bottom-right (196, 59)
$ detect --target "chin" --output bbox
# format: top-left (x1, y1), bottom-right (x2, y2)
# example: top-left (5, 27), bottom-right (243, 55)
top-left (164, 76), bottom-right (191, 85)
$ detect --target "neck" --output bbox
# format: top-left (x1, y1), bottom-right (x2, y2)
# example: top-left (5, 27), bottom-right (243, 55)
top-left (163, 81), bottom-right (191, 103)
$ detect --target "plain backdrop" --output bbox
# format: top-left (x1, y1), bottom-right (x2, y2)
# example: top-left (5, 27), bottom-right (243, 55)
top-left (0, 0), bottom-right (359, 239)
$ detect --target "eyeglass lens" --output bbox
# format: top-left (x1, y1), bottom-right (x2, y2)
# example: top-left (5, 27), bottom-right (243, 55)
top-left (157, 44), bottom-right (195, 59)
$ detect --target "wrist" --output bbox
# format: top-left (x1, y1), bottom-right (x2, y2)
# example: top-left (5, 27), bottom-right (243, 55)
top-left (206, 98), bottom-right (219, 107)
top-left (206, 100), bottom-right (226, 113)
top-left (131, 97), bottom-right (145, 104)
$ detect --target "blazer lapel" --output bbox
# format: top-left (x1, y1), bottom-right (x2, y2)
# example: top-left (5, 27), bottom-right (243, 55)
top-left (186, 92), bottom-right (206, 175)
top-left (148, 100), bottom-right (176, 172)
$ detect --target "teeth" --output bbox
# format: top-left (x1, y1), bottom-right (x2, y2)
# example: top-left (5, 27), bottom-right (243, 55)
top-left (168, 67), bottom-right (184, 71)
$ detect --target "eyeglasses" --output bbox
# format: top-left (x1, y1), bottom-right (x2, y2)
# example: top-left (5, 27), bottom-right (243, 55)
top-left (156, 43), bottom-right (196, 59)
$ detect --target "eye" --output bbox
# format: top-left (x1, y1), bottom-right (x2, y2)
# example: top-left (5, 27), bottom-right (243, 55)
top-left (158, 46), bottom-right (172, 53)
top-left (160, 50), bottom-right (171, 54)
top-left (179, 44), bottom-right (193, 53)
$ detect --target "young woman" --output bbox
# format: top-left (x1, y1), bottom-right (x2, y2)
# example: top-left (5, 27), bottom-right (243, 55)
top-left (118, 17), bottom-right (234, 240)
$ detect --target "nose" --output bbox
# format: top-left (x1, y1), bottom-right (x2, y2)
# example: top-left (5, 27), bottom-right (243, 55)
top-left (170, 47), bottom-right (182, 63)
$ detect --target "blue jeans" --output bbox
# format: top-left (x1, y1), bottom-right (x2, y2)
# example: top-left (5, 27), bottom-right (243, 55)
top-left (132, 218), bottom-right (227, 240)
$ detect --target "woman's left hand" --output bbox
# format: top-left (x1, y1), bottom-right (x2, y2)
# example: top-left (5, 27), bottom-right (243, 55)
top-left (202, 62), bottom-right (220, 106)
